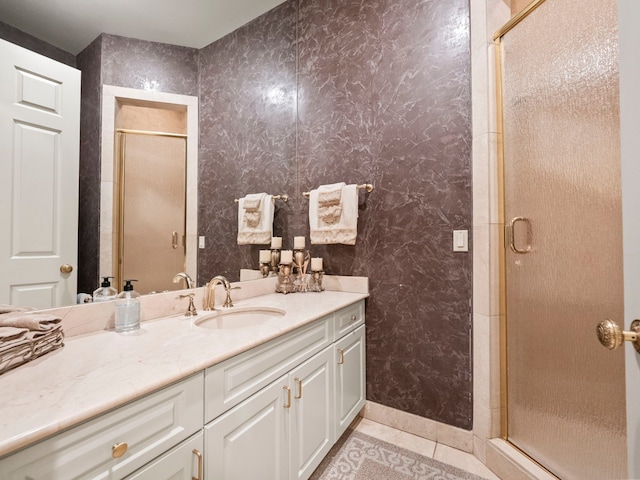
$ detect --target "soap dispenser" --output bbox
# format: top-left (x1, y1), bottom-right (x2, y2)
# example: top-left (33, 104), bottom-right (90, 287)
top-left (115, 280), bottom-right (140, 333)
top-left (93, 276), bottom-right (117, 302)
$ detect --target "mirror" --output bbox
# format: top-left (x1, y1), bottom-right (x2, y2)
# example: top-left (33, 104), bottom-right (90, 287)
top-left (1, 1), bottom-right (298, 308)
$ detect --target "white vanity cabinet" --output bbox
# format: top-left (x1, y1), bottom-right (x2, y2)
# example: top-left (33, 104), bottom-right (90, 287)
top-left (0, 373), bottom-right (204, 480)
top-left (0, 298), bottom-right (366, 480)
top-left (203, 300), bottom-right (365, 480)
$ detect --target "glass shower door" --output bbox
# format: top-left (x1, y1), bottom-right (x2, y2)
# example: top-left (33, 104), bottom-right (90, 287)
top-left (118, 132), bottom-right (187, 294)
top-left (500, 0), bottom-right (627, 478)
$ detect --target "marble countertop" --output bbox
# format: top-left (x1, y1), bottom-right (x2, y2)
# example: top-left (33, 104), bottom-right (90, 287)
top-left (0, 290), bottom-right (367, 458)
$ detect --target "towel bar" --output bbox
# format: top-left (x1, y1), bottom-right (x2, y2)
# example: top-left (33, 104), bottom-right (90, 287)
top-left (234, 194), bottom-right (289, 203)
top-left (302, 183), bottom-right (373, 198)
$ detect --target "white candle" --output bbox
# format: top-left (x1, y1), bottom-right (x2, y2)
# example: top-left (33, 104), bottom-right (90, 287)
top-left (311, 257), bottom-right (323, 271)
top-left (271, 237), bottom-right (282, 249)
top-left (294, 236), bottom-right (305, 249)
top-left (259, 250), bottom-right (271, 263)
top-left (280, 250), bottom-right (293, 264)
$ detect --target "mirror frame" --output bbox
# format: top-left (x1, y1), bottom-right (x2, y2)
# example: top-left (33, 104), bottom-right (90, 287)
top-left (100, 85), bottom-right (199, 288)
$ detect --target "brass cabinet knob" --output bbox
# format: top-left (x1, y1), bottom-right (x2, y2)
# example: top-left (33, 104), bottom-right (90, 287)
top-left (112, 442), bottom-right (128, 458)
top-left (59, 264), bottom-right (73, 274)
top-left (596, 319), bottom-right (640, 353)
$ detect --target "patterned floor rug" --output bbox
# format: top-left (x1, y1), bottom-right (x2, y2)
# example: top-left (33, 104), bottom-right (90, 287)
top-left (310, 429), bottom-right (489, 480)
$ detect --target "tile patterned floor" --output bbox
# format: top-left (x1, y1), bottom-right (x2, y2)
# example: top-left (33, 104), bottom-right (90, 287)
top-left (351, 417), bottom-right (502, 480)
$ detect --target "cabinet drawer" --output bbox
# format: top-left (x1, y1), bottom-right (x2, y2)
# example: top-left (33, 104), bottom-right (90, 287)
top-left (333, 300), bottom-right (365, 341)
top-left (125, 431), bottom-right (203, 480)
top-left (205, 316), bottom-right (331, 422)
top-left (0, 373), bottom-right (204, 480)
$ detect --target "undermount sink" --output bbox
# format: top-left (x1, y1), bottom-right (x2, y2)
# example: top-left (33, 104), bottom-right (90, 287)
top-left (194, 306), bottom-right (285, 330)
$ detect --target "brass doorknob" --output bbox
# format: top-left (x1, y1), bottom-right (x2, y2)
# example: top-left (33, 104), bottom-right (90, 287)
top-left (59, 264), bottom-right (73, 274)
top-left (596, 319), bottom-right (640, 353)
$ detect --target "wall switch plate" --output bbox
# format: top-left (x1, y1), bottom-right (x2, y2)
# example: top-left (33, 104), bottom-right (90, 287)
top-left (453, 230), bottom-right (468, 252)
top-left (198, 236), bottom-right (205, 249)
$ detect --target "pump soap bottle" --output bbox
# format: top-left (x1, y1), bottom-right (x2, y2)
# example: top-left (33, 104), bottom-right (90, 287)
top-left (93, 276), bottom-right (117, 302)
top-left (115, 280), bottom-right (140, 333)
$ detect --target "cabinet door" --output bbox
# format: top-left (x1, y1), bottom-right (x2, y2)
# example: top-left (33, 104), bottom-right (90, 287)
top-left (125, 432), bottom-right (203, 480)
top-left (289, 346), bottom-right (334, 480)
top-left (204, 375), bottom-right (289, 480)
top-left (334, 325), bottom-right (366, 439)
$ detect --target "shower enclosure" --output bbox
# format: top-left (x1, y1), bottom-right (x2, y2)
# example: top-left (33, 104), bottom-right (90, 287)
top-left (498, 0), bottom-right (627, 477)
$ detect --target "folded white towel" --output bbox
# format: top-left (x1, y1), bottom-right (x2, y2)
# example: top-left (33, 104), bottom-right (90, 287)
top-left (237, 193), bottom-right (274, 245)
top-left (0, 312), bottom-right (62, 331)
top-left (310, 184), bottom-right (358, 245)
top-left (0, 326), bottom-right (29, 342)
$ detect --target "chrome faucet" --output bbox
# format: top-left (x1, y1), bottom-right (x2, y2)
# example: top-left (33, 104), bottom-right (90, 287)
top-left (173, 272), bottom-right (195, 289)
top-left (204, 275), bottom-right (240, 310)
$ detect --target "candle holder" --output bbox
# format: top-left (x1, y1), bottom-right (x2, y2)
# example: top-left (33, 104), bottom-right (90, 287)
top-left (293, 249), bottom-right (310, 293)
top-left (259, 262), bottom-right (271, 278)
top-left (276, 263), bottom-right (294, 294)
top-left (308, 270), bottom-right (325, 292)
top-left (270, 249), bottom-right (281, 275)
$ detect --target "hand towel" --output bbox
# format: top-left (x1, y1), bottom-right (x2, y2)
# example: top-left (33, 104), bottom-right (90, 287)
top-left (242, 193), bottom-right (265, 229)
top-left (310, 183), bottom-right (358, 245)
top-left (237, 193), bottom-right (274, 245)
top-left (0, 327), bottom-right (30, 354)
top-left (317, 183), bottom-right (344, 206)
top-left (0, 312), bottom-right (62, 331)
top-left (316, 182), bottom-right (345, 225)
top-left (0, 326), bottom-right (29, 342)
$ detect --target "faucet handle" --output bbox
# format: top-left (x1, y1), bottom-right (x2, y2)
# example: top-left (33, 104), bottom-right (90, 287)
top-left (177, 293), bottom-right (198, 317)
top-left (222, 286), bottom-right (240, 308)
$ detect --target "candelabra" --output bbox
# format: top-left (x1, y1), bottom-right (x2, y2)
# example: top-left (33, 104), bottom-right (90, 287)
top-left (308, 270), bottom-right (325, 292)
top-left (293, 249), bottom-right (310, 292)
top-left (270, 249), bottom-right (281, 275)
top-left (276, 262), bottom-right (294, 294)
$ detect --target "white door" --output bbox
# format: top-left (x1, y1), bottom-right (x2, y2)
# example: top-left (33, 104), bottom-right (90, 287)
top-left (618, 1), bottom-right (640, 477)
top-left (0, 39), bottom-right (80, 308)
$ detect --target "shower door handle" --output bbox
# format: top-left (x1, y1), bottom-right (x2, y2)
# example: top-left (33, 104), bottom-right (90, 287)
top-left (172, 231), bottom-right (178, 249)
top-left (507, 216), bottom-right (532, 254)
top-left (596, 319), bottom-right (640, 353)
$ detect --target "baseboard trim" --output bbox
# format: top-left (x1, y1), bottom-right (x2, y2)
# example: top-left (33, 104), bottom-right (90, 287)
top-left (361, 401), bottom-right (474, 453)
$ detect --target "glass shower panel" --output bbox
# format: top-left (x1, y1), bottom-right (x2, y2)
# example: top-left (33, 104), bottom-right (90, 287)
top-left (120, 133), bottom-right (187, 294)
top-left (501, 0), bottom-right (626, 478)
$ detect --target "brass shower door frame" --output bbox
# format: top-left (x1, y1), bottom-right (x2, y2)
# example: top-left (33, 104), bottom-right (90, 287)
top-left (493, 0), bottom-right (547, 445)
top-left (114, 129), bottom-right (188, 290)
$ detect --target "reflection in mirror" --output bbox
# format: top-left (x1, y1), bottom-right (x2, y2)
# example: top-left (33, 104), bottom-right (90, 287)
top-left (100, 86), bottom-right (199, 300)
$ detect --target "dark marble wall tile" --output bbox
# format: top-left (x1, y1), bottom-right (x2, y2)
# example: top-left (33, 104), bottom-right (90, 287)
top-left (76, 36), bottom-right (104, 294)
top-left (101, 34), bottom-right (199, 96)
top-left (197, 1), bottom-right (297, 285)
top-left (197, 0), bottom-right (472, 429)
top-left (297, 0), bottom-right (473, 428)
top-left (0, 21), bottom-right (76, 67)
